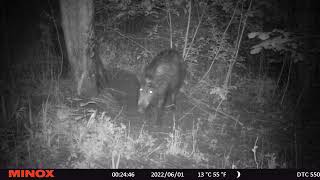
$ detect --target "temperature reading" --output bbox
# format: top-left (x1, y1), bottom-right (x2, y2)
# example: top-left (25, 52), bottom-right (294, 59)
top-left (198, 172), bottom-right (205, 178)
top-left (209, 172), bottom-right (220, 177)
top-left (198, 171), bottom-right (227, 178)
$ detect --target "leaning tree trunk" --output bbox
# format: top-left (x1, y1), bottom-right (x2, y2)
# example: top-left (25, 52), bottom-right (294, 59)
top-left (59, 0), bottom-right (97, 96)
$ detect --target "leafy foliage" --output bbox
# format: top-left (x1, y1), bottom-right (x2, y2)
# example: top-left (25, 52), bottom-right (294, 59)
top-left (248, 30), bottom-right (303, 62)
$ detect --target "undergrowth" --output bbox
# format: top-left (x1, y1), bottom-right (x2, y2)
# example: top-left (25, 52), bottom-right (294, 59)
top-left (0, 0), bottom-right (294, 169)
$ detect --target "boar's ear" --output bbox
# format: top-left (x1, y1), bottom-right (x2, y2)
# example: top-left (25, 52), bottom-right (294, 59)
top-left (136, 74), bottom-right (143, 83)
top-left (145, 78), bottom-right (152, 85)
top-left (136, 67), bottom-right (145, 82)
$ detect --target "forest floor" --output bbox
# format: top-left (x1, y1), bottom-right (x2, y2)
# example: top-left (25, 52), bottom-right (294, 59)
top-left (1, 68), bottom-right (295, 168)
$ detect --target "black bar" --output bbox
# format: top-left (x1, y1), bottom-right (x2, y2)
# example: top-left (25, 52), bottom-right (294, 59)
top-left (1, 169), bottom-right (319, 179)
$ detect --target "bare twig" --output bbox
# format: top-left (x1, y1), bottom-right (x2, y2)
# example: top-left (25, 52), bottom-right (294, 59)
top-left (183, 0), bottom-right (192, 57)
top-left (214, 99), bottom-right (224, 118)
top-left (113, 106), bottom-right (124, 122)
top-left (47, 0), bottom-right (64, 80)
top-left (112, 150), bottom-right (121, 169)
top-left (106, 88), bottom-right (127, 96)
top-left (190, 0), bottom-right (240, 95)
top-left (224, 0), bottom-right (252, 88)
top-left (184, 7), bottom-right (206, 60)
top-left (294, 85), bottom-right (306, 111)
top-left (281, 57), bottom-right (292, 105)
top-left (272, 54), bottom-right (287, 99)
top-left (177, 105), bottom-right (197, 122)
top-left (257, 53), bottom-right (264, 99)
top-left (28, 96), bottom-right (33, 127)
top-left (146, 143), bottom-right (164, 158)
top-left (110, 29), bottom-right (153, 55)
top-left (223, 145), bottom-right (234, 168)
top-left (252, 136), bottom-right (259, 169)
top-left (166, 1), bottom-right (173, 48)
top-left (187, 118), bottom-right (200, 157)
top-left (182, 92), bottom-right (244, 126)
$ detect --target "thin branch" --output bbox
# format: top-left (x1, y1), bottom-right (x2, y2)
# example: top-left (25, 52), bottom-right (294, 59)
top-left (182, 92), bottom-right (244, 126)
top-left (224, 0), bottom-right (252, 88)
top-left (183, 0), bottom-right (192, 58)
top-left (272, 54), bottom-right (287, 99)
top-left (48, 0), bottom-right (64, 80)
top-left (190, 0), bottom-right (240, 94)
top-left (184, 7), bottom-right (206, 60)
top-left (252, 136), bottom-right (259, 169)
top-left (294, 85), bottom-right (306, 111)
top-left (110, 29), bottom-right (153, 55)
top-left (177, 105), bottom-right (197, 122)
top-left (166, 1), bottom-right (173, 48)
top-left (227, 0), bottom-right (244, 87)
top-left (281, 57), bottom-right (292, 105)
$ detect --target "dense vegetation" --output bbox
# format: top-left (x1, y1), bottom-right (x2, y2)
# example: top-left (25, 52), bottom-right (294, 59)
top-left (1, 0), bottom-right (318, 168)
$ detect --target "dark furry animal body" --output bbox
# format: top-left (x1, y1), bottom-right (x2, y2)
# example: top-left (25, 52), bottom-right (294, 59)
top-left (138, 49), bottom-right (186, 126)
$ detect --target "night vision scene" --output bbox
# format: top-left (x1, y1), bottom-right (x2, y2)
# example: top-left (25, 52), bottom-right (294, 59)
top-left (1, 0), bottom-right (320, 170)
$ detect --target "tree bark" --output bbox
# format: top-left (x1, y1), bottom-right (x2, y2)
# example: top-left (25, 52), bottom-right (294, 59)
top-left (59, 0), bottom-right (97, 96)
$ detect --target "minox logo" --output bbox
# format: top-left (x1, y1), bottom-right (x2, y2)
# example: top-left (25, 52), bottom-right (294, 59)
top-left (8, 170), bottom-right (54, 178)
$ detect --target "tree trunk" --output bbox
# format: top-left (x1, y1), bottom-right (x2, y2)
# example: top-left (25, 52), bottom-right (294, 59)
top-left (59, 0), bottom-right (97, 96)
